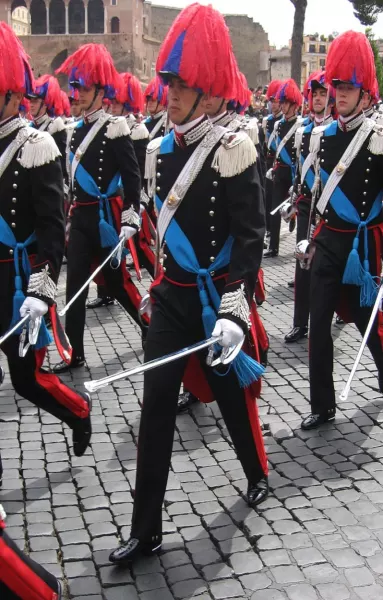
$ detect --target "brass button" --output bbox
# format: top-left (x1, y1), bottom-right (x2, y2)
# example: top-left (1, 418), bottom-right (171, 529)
top-left (163, 266), bottom-right (167, 273)
top-left (14, 171), bottom-right (18, 176)
top-left (13, 183), bottom-right (17, 189)
top-left (210, 197), bottom-right (216, 202)
top-left (102, 141), bottom-right (106, 145)
top-left (366, 168), bottom-right (370, 173)
top-left (210, 226), bottom-right (215, 232)
top-left (325, 219), bottom-right (328, 223)
top-left (157, 172), bottom-right (161, 177)
top-left (100, 150), bottom-right (104, 154)
top-left (11, 222), bottom-right (16, 228)
top-left (156, 186), bottom-right (161, 191)
top-left (362, 201), bottom-right (366, 206)
top-left (361, 213), bottom-right (365, 217)
top-left (363, 192), bottom-right (367, 196)
top-left (210, 270), bottom-right (215, 276)
top-left (211, 241), bottom-right (216, 246)
top-left (321, 159), bottom-right (324, 163)
top-left (11, 210), bottom-right (15, 215)
top-left (210, 256), bottom-right (215, 262)
top-left (213, 181), bottom-right (218, 187)
top-left (99, 168), bottom-right (102, 172)
top-left (9, 249), bottom-right (13, 256)
top-left (368, 157), bottom-right (372, 161)
top-left (12, 198), bottom-right (16, 203)
top-left (98, 177), bottom-right (102, 181)
top-left (209, 211), bottom-right (215, 217)
top-left (325, 209), bottom-right (328, 214)
top-left (163, 254), bottom-right (167, 259)
top-left (157, 158), bottom-right (162, 164)
top-left (167, 195), bottom-right (177, 206)
top-left (365, 180), bottom-right (369, 184)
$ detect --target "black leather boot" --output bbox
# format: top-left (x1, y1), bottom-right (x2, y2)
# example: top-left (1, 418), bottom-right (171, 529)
top-left (287, 279), bottom-right (295, 288)
top-left (52, 356), bottom-right (85, 374)
top-left (247, 477), bottom-right (269, 507)
top-left (263, 248), bottom-right (278, 258)
top-left (109, 537), bottom-right (162, 564)
top-left (86, 297), bottom-right (115, 309)
top-left (72, 393), bottom-right (92, 457)
top-left (285, 326), bottom-right (308, 343)
top-left (301, 409), bottom-right (336, 431)
top-left (177, 392), bottom-right (199, 414)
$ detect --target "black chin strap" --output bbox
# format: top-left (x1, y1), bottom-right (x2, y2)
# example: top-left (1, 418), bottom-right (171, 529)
top-left (0, 91), bottom-right (12, 122)
top-left (212, 98), bottom-right (225, 117)
top-left (180, 93), bottom-right (203, 125)
top-left (34, 98), bottom-right (45, 121)
top-left (85, 87), bottom-right (101, 114)
top-left (342, 88), bottom-right (364, 118)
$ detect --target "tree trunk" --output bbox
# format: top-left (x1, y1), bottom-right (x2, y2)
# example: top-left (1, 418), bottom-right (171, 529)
top-left (290, 0), bottom-right (308, 87)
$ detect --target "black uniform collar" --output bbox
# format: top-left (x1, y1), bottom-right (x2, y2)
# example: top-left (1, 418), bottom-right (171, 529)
top-left (0, 115), bottom-right (25, 139)
top-left (337, 111), bottom-right (365, 132)
top-left (174, 115), bottom-right (213, 148)
top-left (210, 110), bottom-right (236, 128)
top-left (83, 108), bottom-right (104, 125)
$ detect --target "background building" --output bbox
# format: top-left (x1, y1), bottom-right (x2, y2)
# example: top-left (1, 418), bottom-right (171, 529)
top-left (11, 4), bottom-right (30, 35)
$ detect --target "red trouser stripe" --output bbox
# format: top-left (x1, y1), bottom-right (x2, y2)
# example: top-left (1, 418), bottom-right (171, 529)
top-left (245, 387), bottom-right (269, 476)
top-left (34, 349), bottom-right (89, 418)
top-left (0, 538), bottom-right (58, 600)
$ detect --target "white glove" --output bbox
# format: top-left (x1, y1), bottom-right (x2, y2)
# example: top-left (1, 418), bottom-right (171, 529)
top-left (120, 226), bottom-right (136, 241)
top-left (212, 318), bottom-right (245, 348)
top-left (20, 297), bottom-right (48, 320)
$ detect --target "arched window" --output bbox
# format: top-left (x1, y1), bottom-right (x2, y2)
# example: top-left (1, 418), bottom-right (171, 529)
top-left (52, 49), bottom-right (68, 87)
top-left (110, 16), bottom-right (119, 33)
top-left (68, 0), bottom-right (85, 34)
top-left (50, 0), bottom-right (65, 34)
top-left (88, 0), bottom-right (104, 34)
top-left (30, 0), bottom-right (46, 34)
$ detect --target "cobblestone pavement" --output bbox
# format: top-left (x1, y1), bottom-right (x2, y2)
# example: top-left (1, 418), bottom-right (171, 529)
top-left (2, 224), bottom-right (383, 600)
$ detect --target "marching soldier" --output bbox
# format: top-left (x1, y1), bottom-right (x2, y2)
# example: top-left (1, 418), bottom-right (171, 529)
top-left (0, 23), bottom-right (91, 467)
top-left (264, 79), bottom-right (302, 258)
top-left (144, 76), bottom-right (169, 140)
top-left (53, 43), bottom-right (144, 373)
top-left (301, 31), bottom-right (383, 430)
top-left (262, 80), bottom-right (283, 236)
top-left (109, 3), bottom-right (268, 565)
top-left (285, 72), bottom-right (334, 343)
top-left (28, 74), bottom-right (68, 182)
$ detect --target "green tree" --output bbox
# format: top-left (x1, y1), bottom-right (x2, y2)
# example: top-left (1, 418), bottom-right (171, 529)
top-left (289, 0), bottom-right (308, 86)
top-left (349, 1), bottom-right (383, 25)
top-left (366, 27), bottom-right (383, 97)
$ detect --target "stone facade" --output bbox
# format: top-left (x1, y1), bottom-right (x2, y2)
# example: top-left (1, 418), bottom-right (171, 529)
top-left (0, 0), bottom-right (269, 87)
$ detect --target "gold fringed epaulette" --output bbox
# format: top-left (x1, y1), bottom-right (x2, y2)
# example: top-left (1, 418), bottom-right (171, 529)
top-left (47, 116), bottom-right (65, 135)
top-left (211, 131), bottom-right (257, 178)
top-left (368, 121), bottom-right (383, 155)
top-left (309, 125), bottom-right (326, 154)
top-left (18, 130), bottom-right (61, 169)
top-left (131, 122), bottom-right (150, 141)
top-left (105, 116), bottom-right (131, 139)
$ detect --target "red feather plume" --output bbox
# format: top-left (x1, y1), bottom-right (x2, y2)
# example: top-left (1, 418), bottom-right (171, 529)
top-left (144, 76), bottom-right (168, 106)
top-left (325, 31), bottom-right (375, 91)
top-left (34, 74), bottom-right (64, 116)
top-left (277, 78), bottom-right (302, 106)
top-left (116, 72), bottom-right (144, 113)
top-left (56, 43), bottom-right (119, 89)
top-left (0, 22), bottom-right (34, 95)
top-left (266, 80), bottom-right (282, 100)
top-left (156, 3), bottom-right (240, 100)
top-left (60, 90), bottom-right (71, 117)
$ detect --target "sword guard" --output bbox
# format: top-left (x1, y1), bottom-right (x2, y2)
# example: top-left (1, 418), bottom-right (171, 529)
top-left (18, 315), bottom-right (42, 358)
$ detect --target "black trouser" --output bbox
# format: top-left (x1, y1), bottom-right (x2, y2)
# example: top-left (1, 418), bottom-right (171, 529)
top-left (293, 200), bottom-right (311, 328)
top-left (66, 204), bottom-right (143, 358)
top-left (309, 226), bottom-right (383, 414)
top-left (0, 263), bottom-right (89, 431)
top-left (265, 155), bottom-right (274, 233)
top-left (269, 164), bottom-right (292, 253)
top-left (131, 280), bottom-right (266, 542)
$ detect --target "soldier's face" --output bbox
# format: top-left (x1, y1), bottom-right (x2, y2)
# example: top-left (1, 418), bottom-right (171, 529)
top-left (270, 99), bottom-right (280, 115)
top-left (70, 100), bottom-right (82, 118)
top-left (111, 100), bottom-right (125, 116)
top-left (167, 78), bottom-right (207, 125)
top-left (30, 97), bottom-right (45, 118)
top-left (312, 88), bottom-right (327, 115)
top-left (147, 98), bottom-right (162, 116)
top-left (205, 96), bottom-right (226, 117)
top-left (336, 84), bottom-right (363, 116)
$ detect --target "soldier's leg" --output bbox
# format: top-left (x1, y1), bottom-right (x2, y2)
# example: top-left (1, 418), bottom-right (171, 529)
top-left (292, 202), bottom-right (311, 329)
top-left (102, 257), bottom-right (145, 330)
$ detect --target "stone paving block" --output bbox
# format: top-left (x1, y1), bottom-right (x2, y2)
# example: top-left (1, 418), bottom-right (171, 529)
top-left (104, 586), bottom-right (139, 600)
top-left (250, 590), bottom-right (287, 600)
top-left (240, 573), bottom-right (272, 591)
top-left (99, 565), bottom-right (134, 586)
top-left (285, 584), bottom-right (318, 600)
top-left (210, 579), bottom-right (245, 599)
top-left (271, 566), bottom-right (305, 584)
top-left (316, 583), bottom-right (351, 600)
top-left (171, 579), bottom-right (208, 599)
top-left (260, 549), bottom-right (291, 566)
top-left (302, 563), bottom-right (338, 584)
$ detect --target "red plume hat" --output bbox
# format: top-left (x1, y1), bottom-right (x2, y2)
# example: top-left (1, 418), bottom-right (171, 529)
top-left (305, 70), bottom-right (335, 110)
top-left (277, 78), bottom-right (302, 105)
top-left (60, 90), bottom-right (71, 117)
top-left (115, 73), bottom-right (144, 114)
top-left (68, 85), bottom-right (79, 102)
top-left (325, 31), bottom-right (375, 90)
top-left (144, 76), bottom-right (168, 107)
top-left (30, 74), bottom-right (64, 117)
top-left (56, 43), bottom-right (119, 97)
top-left (0, 22), bottom-right (34, 96)
top-left (266, 80), bottom-right (282, 101)
top-left (156, 3), bottom-right (240, 100)
top-left (370, 77), bottom-right (380, 102)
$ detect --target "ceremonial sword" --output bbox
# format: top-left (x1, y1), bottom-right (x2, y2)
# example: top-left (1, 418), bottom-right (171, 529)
top-left (339, 281), bottom-right (383, 401)
top-left (59, 238), bottom-right (125, 317)
top-left (84, 335), bottom-right (228, 393)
